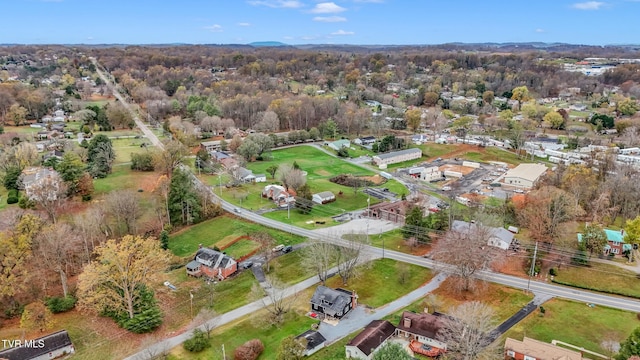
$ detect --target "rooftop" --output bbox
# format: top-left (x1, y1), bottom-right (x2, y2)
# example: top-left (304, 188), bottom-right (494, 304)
top-left (374, 148), bottom-right (422, 160)
top-left (505, 337), bottom-right (584, 360)
top-left (346, 320), bottom-right (396, 356)
top-left (503, 163), bottom-right (548, 182)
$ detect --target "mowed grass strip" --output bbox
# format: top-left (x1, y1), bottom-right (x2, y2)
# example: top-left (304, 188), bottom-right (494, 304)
top-left (324, 258), bottom-right (432, 308)
top-left (505, 299), bottom-right (639, 354)
top-left (553, 262), bottom-right (640, 298)
top-left (169, 215), bottom-right (303, 257)
top-left (223, 239), bottom-right (260, 259)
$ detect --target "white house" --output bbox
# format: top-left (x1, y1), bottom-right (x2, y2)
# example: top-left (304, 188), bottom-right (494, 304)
top-left (312, 191), bottom-right (336, 204)
top-left (354, 136), bottom-right (376, 146)
top-left (420, 166), bottom-right (443, 182)
top-left (254, 174), bottom-right (267, 183)
top-left (452, 220), bottom-right (514, 250)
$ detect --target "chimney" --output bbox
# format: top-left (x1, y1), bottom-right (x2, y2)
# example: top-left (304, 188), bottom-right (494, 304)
top-left (403, 317), bottom-right (412, 328)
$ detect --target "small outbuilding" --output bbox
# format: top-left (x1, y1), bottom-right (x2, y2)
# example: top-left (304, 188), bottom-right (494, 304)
top-left (312, 191), bottom-right (336, 204)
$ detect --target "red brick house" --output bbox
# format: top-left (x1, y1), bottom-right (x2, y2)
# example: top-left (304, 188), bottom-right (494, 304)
top-left (186, 247), bottom-right (237, 280)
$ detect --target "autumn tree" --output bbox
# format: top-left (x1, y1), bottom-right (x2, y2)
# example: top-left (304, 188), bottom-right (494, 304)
top-left (0, 214), bottom-right (43, 306)
top-left (518, 186), bottom-right (582, 248)
top-left (404, 108), bottom-right (422, 133)
top-left (106, 101), bottom-right (134, 129)
top-left (624, 216), bottom-right (640, 246)
top-left (277, 163), bottom-right (306, 191)
top-left (7, 103), bottom-right (28, 126)
top-left (511, 86), bottom-right (530, 110)
top-left (234, 339), bottom-right (265, 360)
top-left (20, 301), bottom-right (54, 332)
top-left (154, 139), bottom-right (188, 177)
top-left (277, 335), bottom-right (306, 360)
top-left (424, 92), bottom-right (440, 107)
top-left (618, 97), bottom-right (640, 116)
top-left (437, 301), bottom-right (499, 360)
top-left (482, 90), bottom-right (495, 105)
top-left (77, 235), bottom-right (170, 329)
top-left (543, 111), bottom-right (565, 129)
top-left (372, 342), bottom-right (412, 360)
top-left (581, 224), bottom-right (608, 258)
top-left (432, 223), bottom-right (500, 292)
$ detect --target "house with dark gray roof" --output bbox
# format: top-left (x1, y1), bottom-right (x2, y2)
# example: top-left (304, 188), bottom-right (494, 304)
top-left (186, 247), bottom-right (238, 280)
top-left (295, 330), bottom-right (326, 356)
top-left (310, 286), bottom-right (356, 319)
top-left (345, 320), bottom-right (396, 359)
top-left (0, 329), bottom-right (74, 360)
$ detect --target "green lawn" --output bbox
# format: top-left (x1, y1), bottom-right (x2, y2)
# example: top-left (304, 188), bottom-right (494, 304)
top-left (419, 143), bottom-right (459, 159)
top-left (169, 295), bottom-right (317, 360)
top-left (267, 250), bottom-right (318, 285)
top-left (364, 228), bottom-right (431, 255)
top-left (553, 262), bottom-right (640, 298)
top-left (324, 258), bottom-right (432, 308)
top-left (93, 164), bottom-right (153, 194)
top-left (505, 299), bottom-right (639, 355)
top-left (111, 138), bottom-right (154, 165)
top-left (169, 215), bottom-right (304, 258)
top-left (222, 238), bottom-right (260, 259)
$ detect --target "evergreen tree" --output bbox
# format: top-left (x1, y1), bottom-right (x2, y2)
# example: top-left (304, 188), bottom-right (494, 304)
top-left (168, 168), bottom-right (201, 225)
top-left (616, 326), bottom-right (640, 360)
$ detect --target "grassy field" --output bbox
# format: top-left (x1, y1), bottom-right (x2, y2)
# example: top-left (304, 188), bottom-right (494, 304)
top-left (364, 228), bottom-right (432, 256)
top-left (267, 250), bottom-right (319, 285)
top-left (324, 258), bottom-right (432, 308)
top-left (222, 238), bottom-right (260, 259)
top-left (553, 262), bottom-right (640, 298)
top-left (419, 143), bottom-right (459, 159)
top-left (111, 137), bottom-right (154, 165)
top-left (169, 214), bottom-right (304, 258)
top-left (168, 290), bottom-right (317, 360)
top-left (505, 299), bottom-right (639, 355)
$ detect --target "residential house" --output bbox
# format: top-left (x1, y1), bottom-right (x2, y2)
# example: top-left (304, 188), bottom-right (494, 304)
top-left (395, 311), bottom-right (447, 357)
top-left (328, 139), bottom-right (351, 151)
top-left (312, 191), bottom-right (336, 204)
top-left (310, 286), bottom-right (357, 319)
top-left (578, 228), bottom-right (633, 256)
top-left (210, 151), bottom-right (230, 162)
top-left (295, 330), bottom-right (326, 356)
top-left (0, 329), bottom-right (75, 360)
top-left (354, 136), bottom-right (376, 146)
top-left (200, 140), bottom-right (222, 152)
top-left (20, 167), bottom-right (61, 200)
top-left (42, 150), bottom-right (64, 163)
top-left (367, 200), bottom-right (407, 224)
top-left (372, 148), bottom-right (423, 166)
top-left (237, 167), bottom-right (255, 183)
top-left (504, 337), bottom-right (585, 360)
top-left (185, 247), bottom-right (237, 280)
top-left (503, 163), bottom-right (548, 189)
top-left (262, 184), bottom-right (295, 208)
top-left (254, 174), bottom-right (266, 183)
top-left (219, 157), bottom-right (238, 170)
top-left (345, 320), bottom-right (396, 359)
top-left (452, 220), bottom-right (514, 250)
top-left (412, 134), bottom-right (429, 144)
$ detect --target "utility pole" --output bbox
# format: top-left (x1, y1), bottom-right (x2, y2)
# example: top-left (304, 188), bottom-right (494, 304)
top-left (366, 196), bottom-right (370, 243)
top-left (189, 291), bottom-right (194, 319)
top-left (527, 241), bottom-right (538, 292)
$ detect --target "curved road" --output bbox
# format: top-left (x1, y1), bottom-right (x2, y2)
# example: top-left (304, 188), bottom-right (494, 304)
top-left (91, 59), bottom-right (640, 359)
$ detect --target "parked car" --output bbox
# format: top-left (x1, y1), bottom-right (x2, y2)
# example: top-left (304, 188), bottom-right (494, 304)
top-left (242, 261), bottom-right (253, 269)
top-left (282, 245), bottom-right (293, 253)
top-left (272, 244), bottom-right (285, 252)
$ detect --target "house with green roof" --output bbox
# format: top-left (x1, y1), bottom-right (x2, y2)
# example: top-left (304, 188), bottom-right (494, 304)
top-left (578, 228), bottom-right (633, 256)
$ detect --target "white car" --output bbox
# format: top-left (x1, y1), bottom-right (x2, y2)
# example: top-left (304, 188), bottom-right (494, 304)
top-left (442, 186), bottom-right (452, 191)
top-left (514, 189), bottom-right (525, 194)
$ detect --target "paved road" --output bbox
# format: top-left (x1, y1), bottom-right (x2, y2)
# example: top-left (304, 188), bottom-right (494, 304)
top-left (90, 57), bottom-right (163, 150)
top-left (93, 61), bottom-right (640, 358)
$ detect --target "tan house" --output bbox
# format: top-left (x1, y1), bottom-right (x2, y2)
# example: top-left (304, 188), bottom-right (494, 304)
top-left (504, 337), bottom-right (585, 360)
top-left (503, 163), bottom-right (548, 189)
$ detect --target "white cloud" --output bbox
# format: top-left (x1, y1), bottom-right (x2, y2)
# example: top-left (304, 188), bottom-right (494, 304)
top-left (313, 16), bottom-right (347, 22)
top-left (204, 24), bottom-right (223, 32)
top-left (571, 1), bottom-right (606, 10)
top-left (237, 22), bottom-right (251, 26)
top-left (248, 0), bottom-right (303, 8)
top-left (535, 28), bottom-right (545, 33)
top-left (310, 2), bottom-right (347, 13)
top-left (331, 29), bottom-right (354, 35)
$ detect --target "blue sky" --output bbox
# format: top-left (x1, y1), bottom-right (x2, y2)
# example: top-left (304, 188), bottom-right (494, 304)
top-left (2, 0), bottom-right (639, 45)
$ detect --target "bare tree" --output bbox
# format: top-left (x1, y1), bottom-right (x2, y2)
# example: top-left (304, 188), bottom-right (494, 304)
top-left (35, 223), bottom-right (80, 298)
top-left (105, 189), bottom-right (141, 236)
top-left (302, 241), bottom-right (336, 285)
top-left (188, 308), bottom-right (218, 340)
top-left (277, 163), bottom-right (306, 191)
top-left (73, 205), bottom-right (108, 262)
top-left (251, 232), bottom-right (277, 273)
top-left (26, 171), bottom-right (67, 224)
top-left (252, 276), bottom-right (295, 325)
top-left (432, 223), bottom-right (499, 293)
top-left (437, 301), bottom-right (500, 360)
top-left (336, 234), bottom-right (368, 286)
